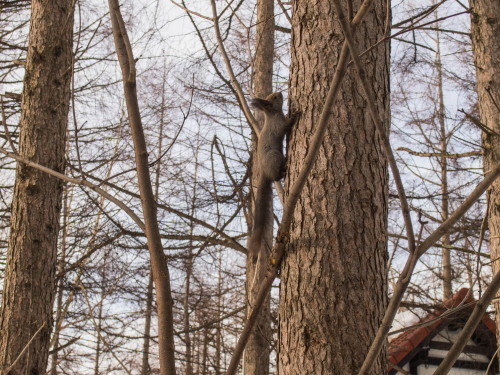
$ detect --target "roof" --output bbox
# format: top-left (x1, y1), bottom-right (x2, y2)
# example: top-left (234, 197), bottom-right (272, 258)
top-left (388, 287), bottom-right (497, 371)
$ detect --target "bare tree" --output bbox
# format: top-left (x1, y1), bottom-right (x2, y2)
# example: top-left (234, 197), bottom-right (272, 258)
top-left (1, 1), bottom-right (498, 373)
top-left (107, 1), bottom-right (177, 374)
top-left (470, 0), bottom-right (500, 343)
top-left (0, 0), bottom-right (75, 374)
top-left (278, 1), bottom-right (390, 373)
top-left (244, 0), bottom-right (275, 374)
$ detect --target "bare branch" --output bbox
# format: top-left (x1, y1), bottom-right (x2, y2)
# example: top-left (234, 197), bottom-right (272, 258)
top-left (0, 96), bottom-right (17, 153)
top-left (397, 147), bottom-right (481, 158)
top-left (68, 164), bottom-right (248, 254)
top-left (0, 146), bottom-right (145, 229)
top-left (170, 0), bottom-right (213, 21)
top-left (3, 322), bottom-right (47, 374)
top-left (209, 0), bottom-right (259, 133)
top-left (459, 108), bottom-right (500, 136)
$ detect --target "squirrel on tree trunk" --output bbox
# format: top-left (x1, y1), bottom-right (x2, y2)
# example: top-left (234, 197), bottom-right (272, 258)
top-left (248, 92), bottom-right (298, 257)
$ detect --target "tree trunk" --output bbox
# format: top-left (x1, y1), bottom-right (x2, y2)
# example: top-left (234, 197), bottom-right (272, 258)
top-left (141, 75), bottom-right (168, 375)
top-left (279, 1), bottom-right (389, 374)
top-left (436, 33), bottom-right (452, 299)
top-left (202, 327), bottom-right (209, 375)
top-left (108, 2), bottom-right (177, 374)
top-left (215, 255), bottom-right (222, 375)
top-left (0, 1), bottom-right (74, 374)
top-left (50, 184), bottom-right (72, 375)
top-left (93, 287), bottom-right (105, 375)
top-left (244, 0), bottom-right (274, 374)
top-left (141, 273), bottom-right (154, 375)
top-left (470, 0), bottom-right (500, 345)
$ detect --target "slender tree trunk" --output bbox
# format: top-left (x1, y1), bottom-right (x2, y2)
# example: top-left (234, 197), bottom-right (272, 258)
top-left (192, 331), bottom-right (199, 375)
top-left (183, 150), bottom-right (199, 375)
top-left (215, 255), bottom-right (222, 375)
top-left (202, 327), bottom-right (208, 375)
top-left (0, 1), bottom-right (74, 374)
top-left (436, 32), bottom-right (452, 299)
top-left (183, 255), bottom-right (194, 375)
top-left (50, 184), bottom-right (72, 375)
top-left (278, 1), bottom-right (389, 374)
top-left (93, 287), bottom-right (105, 375)
top-left (244, 0), bottom-right (274, 374)
top-left (469, 0), bottom-right (500, 346)
top-left (141, 273), bottom-right (154, 375)
top-left (142, 70), bottom-right (168, 375)
top-left (108, 2), bottom-right (177, 374)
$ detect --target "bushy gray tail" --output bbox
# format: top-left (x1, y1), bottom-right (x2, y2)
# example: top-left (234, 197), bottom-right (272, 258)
top-left (248, 177), bottom-right (273, 256)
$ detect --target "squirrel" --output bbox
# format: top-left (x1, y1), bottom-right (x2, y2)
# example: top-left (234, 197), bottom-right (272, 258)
top-left (248, 92), bottom-right (298, 257)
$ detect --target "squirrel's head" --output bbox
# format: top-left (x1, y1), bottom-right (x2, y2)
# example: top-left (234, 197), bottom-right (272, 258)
top-left (265, 92), bottom-right (283, 111)
top-left (250, 92), bottom-right (284, 113)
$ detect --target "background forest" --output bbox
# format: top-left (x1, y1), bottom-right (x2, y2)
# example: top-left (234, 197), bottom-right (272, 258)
top-left (0, 0), bottom-right (498, 374)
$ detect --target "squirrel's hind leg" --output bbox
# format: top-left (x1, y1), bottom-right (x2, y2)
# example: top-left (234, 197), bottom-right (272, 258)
top-left (263, 150), bottom-right (285, 181)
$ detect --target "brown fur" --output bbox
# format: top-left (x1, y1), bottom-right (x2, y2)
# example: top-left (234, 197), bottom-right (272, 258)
top-left (248, 92), bottom-right (297, 256)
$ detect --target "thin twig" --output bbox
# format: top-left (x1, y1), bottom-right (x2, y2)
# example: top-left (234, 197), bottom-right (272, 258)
top-left (1, 96), bottom-right (17, 153)
top-left (486, 345), bottom-right (500, 375)
top-left (79, 282), bottom-right (133, 375)
top-left (170, 0), bottom-right (213, 21)
top-left (210, 0), bottom-right (259, 133)
top-left (3, 322), bottom-right (46, 374)
top-left (391, 0), bottom-right (447, 29)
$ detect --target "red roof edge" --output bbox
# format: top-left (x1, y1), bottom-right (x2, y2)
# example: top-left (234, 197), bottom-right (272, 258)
top-left (387, 288), bottom-right (497, 371)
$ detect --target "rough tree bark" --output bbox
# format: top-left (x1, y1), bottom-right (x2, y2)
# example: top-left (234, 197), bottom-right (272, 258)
top-left (469, 0), bottom-right (500, 344)
top-left (244, 0), bottom-right (274, 373)
top-left (279, 1), bottom-right (389, 374)
top-left (0, 1), bottom-right (74, 374)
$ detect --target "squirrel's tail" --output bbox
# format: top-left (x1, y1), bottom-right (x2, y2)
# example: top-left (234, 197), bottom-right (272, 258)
top-left (248, 178), bottom-right (273, 257)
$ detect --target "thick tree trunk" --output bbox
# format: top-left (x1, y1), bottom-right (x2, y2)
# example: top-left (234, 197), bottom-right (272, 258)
top-left (244, 0), bottom-right (274, 374)
top-left (469, 0), bottom-right (500, 345)
top-left (278, 1), bottom-right (389, 374)
top-left (0, 1), bottom-right (74, 374)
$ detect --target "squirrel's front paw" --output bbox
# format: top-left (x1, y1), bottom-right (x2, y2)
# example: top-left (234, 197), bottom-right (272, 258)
top-left (287, 110), bottom-right (300, 125)
top-left (277, 164), bottom-right (287, 181)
